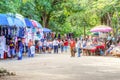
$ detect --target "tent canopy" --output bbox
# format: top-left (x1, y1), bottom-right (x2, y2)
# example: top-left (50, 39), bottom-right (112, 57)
top-left (0, 14), bottom-right (9, 26)
top-left (24, 18), bottom-right (33, 28)
top-left (43, 28), bottom-right (51, 33)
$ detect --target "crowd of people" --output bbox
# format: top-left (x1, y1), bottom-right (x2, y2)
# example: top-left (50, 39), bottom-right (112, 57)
top-left (0, 32), bottom-right (120, 60)
top-left (36, 38), bottom-right (69, 54)
top-left (35, 32), bottom-right (74, 55)
top-left (75, 35), bottom-right (120, 57)
top-left (35, 34), bottom-right (120, 57)
top-left (0, 32), bottom-right (75, 60)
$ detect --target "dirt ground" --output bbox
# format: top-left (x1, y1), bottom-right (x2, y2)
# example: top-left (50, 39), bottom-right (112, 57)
top-left (0, 52), bottom-right (120, 80)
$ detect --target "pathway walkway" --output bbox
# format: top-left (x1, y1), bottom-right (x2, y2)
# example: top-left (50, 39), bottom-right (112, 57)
top-left (0, 52), bottom-right (120, 80)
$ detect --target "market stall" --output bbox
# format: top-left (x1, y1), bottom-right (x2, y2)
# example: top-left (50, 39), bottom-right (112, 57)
top-left (0, 13), bottom-right (43, 59)
top-left (82, 25), bottom-right (113, 56)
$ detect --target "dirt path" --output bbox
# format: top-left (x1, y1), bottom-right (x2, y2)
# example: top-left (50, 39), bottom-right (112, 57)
top-left (0, 53), bottom-right (120, 80)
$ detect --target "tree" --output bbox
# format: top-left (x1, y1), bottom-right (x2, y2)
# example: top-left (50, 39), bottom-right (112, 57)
top-left (34, 0), bottom-right (65, 28)
top-left (19, 1), bottom-right (37, 20)
top-left (0, 0), bottom-right (120, 37)
top-left (0, 0), bottom-right (21, 13)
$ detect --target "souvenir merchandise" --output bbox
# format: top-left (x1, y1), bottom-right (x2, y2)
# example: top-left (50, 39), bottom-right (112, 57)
top-left (0, 36), bottom-right (6, 59)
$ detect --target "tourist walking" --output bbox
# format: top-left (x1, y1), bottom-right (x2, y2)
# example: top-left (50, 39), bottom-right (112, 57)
top-left (76, 38), bottom-right (82, 57)
top-left (70, 38), bottom-right (76, 57)
top-left (53, 39), bottom-right (59, 53)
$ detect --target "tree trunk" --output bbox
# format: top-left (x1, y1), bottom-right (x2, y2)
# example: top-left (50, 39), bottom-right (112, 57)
top-left (46, 13), bottom-right (50, 28)
top-left (100, 12), bottom-right (115, 43)
top-left (42, 12), bottom-right (51, 28)
top-left (101, 12), bottom-right (113, 27)
top-left (42, 12), bottom-right (47, 28)
top-left (101, 15), bottom-right (107, 25)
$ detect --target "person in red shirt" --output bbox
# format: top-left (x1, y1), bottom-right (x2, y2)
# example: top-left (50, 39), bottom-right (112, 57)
top-left (64, 39), bottom-right (68, 52)
top-left (70, 38), bottom-right (76, 57)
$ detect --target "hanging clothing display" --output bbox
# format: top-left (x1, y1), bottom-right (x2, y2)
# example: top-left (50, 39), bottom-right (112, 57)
top-left (0, 36), bottom-right (6, 59)
top-left (0, 13), bottom-right (43, 60)
top-left (26, 28), bottom-right (32, 43)
top-left (18, 27), bottom-right (25, 38)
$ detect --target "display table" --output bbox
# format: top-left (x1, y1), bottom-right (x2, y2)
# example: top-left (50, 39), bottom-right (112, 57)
top-left (82, 44), bottom-right (105, 56)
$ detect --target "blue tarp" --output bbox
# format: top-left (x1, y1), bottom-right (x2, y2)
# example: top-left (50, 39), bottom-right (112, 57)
top-left (0, 14), bottom-right (9, 26)
top-left (7, 16), bottom-right (14, 26)
top-left (43, 28), bottom-right (51, 32)
top-left (24, 18), bottom-right (33, 28)
top-left (7, 16), bottom-right (25, 27)
top-left (7, 13), bottom-right (25, 27)
top-left (14, 18), bottom-right (25, 27)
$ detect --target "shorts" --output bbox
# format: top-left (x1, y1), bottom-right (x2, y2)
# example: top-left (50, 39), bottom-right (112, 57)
top-left (49, 45), bottom-right (53, 49)
top-left (39, 46), bottom-right (42, 50)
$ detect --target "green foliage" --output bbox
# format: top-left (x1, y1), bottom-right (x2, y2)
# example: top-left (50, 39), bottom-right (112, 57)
top-left (0, 0), bottom-right (20, 13)
top-left (0, 0), bottom-right (120, 37)
top-left (19, 1), bottom-right (37, 20)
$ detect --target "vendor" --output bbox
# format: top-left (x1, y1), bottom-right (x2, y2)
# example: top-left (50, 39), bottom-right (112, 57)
top-left (105, 43), bottom-right (115, 56)
top-left (106, 39), bottom-right (112, 49)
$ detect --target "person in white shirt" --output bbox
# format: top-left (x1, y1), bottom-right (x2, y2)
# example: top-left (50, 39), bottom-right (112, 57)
top-left (30, 45), bottom-right (35, 57)
top-left (76, 38), bottom-right (82, 57)
top-left (82, 39), bottom-right (87, 48)
top-left (0, 45), bottom-right (4, 59)
top-left (53, 39), bottom-right (59, 53)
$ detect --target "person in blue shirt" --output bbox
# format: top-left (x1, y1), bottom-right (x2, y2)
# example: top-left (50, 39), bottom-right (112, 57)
top-left (17, 38), bottom-right (24, 60)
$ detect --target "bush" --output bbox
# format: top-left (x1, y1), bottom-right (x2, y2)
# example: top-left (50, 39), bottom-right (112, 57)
top-left (0, 68), bottom-right (16, 77)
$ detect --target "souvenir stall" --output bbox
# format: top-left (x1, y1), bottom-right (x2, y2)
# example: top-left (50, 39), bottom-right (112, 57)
top-left (82, 25), bottom-right (113, 56)
top-left (0, 26), bottom-right (19, 59)
top-left (0, 13), bottom-right (43, 59)
top-left (25, 27), bottom-right (33, 44)
top-left (31, 20), bottom-right (43, 41)
top-left (31, 20), bottom-right (43, 53)
top-left (0, 14), bottom-right (10, 59)
top-left (0, 13), bottom-right (26, 59)
top-left (35, 27), bottom-right (43, 40)
top-left (90, 25), bottom-right (112, 38)
top-left (24, 19), bottom-right (43, 44)
top-left (24, 18), bottom-right (33, 44)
